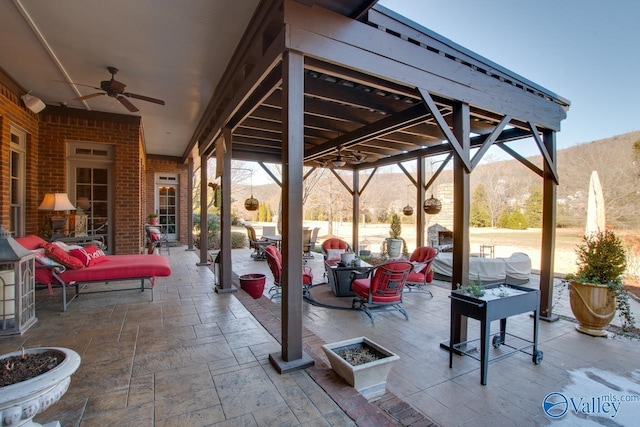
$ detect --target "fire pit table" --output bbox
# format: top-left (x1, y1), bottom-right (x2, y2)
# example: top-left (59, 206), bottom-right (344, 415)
top-left (448, 283), bottom-right (543, 385)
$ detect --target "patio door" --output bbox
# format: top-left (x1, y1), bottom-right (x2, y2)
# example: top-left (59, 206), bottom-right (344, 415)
top-left (67, 142), bottom-right (113, 252)
top-left (155, 174), bottom-right (178, 241)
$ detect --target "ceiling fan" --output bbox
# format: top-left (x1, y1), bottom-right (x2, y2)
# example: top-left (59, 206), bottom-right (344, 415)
top-left (330, 148), bottom-right (369, 168)
top-left (63, 66), bottom-right (165, 113)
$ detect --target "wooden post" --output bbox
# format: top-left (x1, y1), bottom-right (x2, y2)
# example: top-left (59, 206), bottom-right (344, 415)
top-left (540, 130), bottom-right (558, 320)
top-left (269, 50), bottom-right (314, 373)
top-left (197, 152), bottom-right (210, 266)
top-left (352, 171), bottom-right (359, 252)
top-left (451, 102), bottom-right (471, 345)
top-left (216, 128), bottom-right (234, 293)
top-left (186, 157), bottom-right (195, 251)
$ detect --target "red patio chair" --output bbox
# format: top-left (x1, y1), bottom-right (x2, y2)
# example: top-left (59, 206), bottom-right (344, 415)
top-left (351, 260), bottom-right (412, 324)
top-left (406, 246), bottom-right (438, 296)
top-left (320, 238), bottom-right (352, 261)
top-left (265, 245), bottom-right (313, 299)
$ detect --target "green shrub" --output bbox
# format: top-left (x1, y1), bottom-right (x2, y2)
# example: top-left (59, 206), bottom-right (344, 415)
top-left (231, 231), bottom-right (247, 249)
top-left (575, 230), bottom-right (626, 284)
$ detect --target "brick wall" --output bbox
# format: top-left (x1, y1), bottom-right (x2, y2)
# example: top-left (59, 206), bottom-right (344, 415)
top-left (0, 82), bottom-right (40, 233)
top-left (1, 78), bottom-right (189, 254)
top-left (38, 106), bottom-right (144, 254)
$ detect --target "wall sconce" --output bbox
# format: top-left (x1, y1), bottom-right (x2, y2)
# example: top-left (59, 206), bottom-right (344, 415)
top-left (0, 225), bottom-right (37, 336)
top-left (21, 93), bottom-right (46, 114)
top-left (38, 193), bottom-right (76, 237)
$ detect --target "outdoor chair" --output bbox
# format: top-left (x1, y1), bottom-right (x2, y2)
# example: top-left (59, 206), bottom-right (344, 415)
top-left (264, 245), bottom-right (313, 299)
top-left (406, 246), bottom-right (438, 296)
top-left (303, 227), bottom-right (320, 259)
top-left (321, 238), bottom-right (352, 261)
top-left (262, 225), bottom-right (276, 237)
top-left (145, 224), bottom-right (170, 255)
top-left (245, 224), bottom-right (269, 260)
top-left (351, 260), bottom-right (412, 324)
top-left (321, 237), bottom-right (352, 279)
top-left (302, 228), bottom-right (312, 259)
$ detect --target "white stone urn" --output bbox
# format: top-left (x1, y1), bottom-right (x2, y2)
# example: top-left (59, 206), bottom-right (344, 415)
top-left (0, 347), bottom-right (81, 427)
top-left (322, 336), bottom-right (399, 401)
top-left (386, 238), bottom-right (403, 259)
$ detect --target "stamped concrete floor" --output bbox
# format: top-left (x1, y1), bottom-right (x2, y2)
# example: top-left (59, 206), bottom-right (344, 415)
top-left (2, 247), bottom-right (639, 426)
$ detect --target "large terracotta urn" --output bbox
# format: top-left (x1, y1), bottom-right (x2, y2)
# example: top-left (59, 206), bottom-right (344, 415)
top-left (569, 280), bottom-right (616, 337)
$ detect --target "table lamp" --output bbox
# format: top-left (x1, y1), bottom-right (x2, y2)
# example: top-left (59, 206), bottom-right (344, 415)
top-left (38, 193), bottom-right (76, 236)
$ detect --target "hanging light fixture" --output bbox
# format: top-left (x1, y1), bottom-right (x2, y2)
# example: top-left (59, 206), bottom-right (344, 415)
top-left (332, 147), bottom-right (346, 168)
top-left (423, 194), bottom-right (442, 215)
top-left (402, 185), bottom-right (413, 216)
top-left (244, 170), bottom-right (259, 211)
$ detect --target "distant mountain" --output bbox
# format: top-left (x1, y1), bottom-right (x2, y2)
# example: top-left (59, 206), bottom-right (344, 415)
top-left (239, 130), bottom-right (640, 229)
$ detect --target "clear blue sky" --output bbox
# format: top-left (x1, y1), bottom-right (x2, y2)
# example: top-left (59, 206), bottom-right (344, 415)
top-left (378, 0), bottom-right (640, 153)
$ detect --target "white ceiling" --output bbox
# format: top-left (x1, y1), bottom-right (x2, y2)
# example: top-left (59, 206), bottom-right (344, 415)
top-left (0, 0), bottom-right (260, 158)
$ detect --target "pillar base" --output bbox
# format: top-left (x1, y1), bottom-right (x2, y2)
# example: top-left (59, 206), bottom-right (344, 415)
top-left (269, 351), bottom-right (315, 374)
top-left (214, 285), bottom-right (236, 294)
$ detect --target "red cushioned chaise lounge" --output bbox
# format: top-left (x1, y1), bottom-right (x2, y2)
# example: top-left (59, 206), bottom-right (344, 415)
top-left (17, 235), bottom-right (172, 312)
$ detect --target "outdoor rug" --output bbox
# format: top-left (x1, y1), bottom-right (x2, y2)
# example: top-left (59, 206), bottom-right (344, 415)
top-left (304, 283), bottom-right (359, 310)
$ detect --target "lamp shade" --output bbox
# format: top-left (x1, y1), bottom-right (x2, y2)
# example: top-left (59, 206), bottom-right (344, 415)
top-left (38, 193), bottom-right (76, 211)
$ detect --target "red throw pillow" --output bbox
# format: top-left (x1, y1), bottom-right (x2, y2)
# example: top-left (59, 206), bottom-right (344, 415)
top-left (69, 245), bottom-right (109, 267)
top-left (41, 242), bottom-right (85, 270)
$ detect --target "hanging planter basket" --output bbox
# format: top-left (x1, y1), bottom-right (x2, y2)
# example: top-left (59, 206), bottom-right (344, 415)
top-left (423, 195), bottom-right (442, 215)
top-left (402, 205), bottom-right (414, 216)
top-left (244, 196), bottom-right (259, 211)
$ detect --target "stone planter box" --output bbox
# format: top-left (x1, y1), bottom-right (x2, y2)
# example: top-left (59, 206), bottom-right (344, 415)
top-left (321, 336), bottom-right (399, 401)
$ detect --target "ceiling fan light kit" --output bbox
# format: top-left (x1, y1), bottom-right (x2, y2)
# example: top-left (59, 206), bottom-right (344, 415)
top-left (332, 156), bottom-right (346, 167)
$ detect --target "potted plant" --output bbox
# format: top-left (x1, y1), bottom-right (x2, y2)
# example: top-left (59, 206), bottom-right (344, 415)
top-left (382, 213), bottom-right (408, 259)
top-left (321, 337), bottom-right (399, 401)
top-left (1, 347), bottom-right (81, 426)
top-left (567, 230), bottom-right (634, 336)
top-left (238, 273), bottom-right (266, 299)
top-left (147, 213), bottom-right (159, 225)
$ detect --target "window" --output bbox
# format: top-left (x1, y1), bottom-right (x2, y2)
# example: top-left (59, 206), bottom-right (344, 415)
top-left (9, 127), bottom-right (26, 236)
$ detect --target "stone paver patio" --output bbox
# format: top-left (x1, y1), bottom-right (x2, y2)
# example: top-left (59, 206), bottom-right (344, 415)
top-left (1, 246), bottom-right (639, 426)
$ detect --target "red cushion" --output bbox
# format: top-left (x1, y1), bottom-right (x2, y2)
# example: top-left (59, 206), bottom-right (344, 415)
top-left (70, 245), bottom-right (109, 267)
top-left (322, 238), bottom-right (349, 252)
top-left (57, 255), bottom-right (171, 283)
top-left (41, 242), bottom-right (85, 270)
top-left (16, 235), bottom-right (48, 251)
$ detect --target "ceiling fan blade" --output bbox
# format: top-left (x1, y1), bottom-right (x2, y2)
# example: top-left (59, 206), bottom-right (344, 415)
top-left (124, 92), bottom-right (165, 105)
top-left (54, 80), bottom-right (101, 90)
top-left (73, 92), bottom-right (105, 101)
top-left (116, 95), bottom-right (139, 112)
